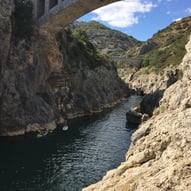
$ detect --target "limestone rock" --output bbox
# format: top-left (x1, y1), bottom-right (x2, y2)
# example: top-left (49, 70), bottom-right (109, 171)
top-left (83, 105), bottom-right (191, 191)
top-left (0, 2), bottom-right (129, 136)
top-left (126, 110), bottom-right (142, 124)
top-left (140, 89), bottom-right (164, 116)
top-left (139, 41), bottom-right (158, 55)
top-left (26, 121), bottom-right (56, 133)
top-left (124, 67), bottom-right (180, 95)
top-left (0, 0), bottom-right (14, 71)
top-left (82, 36), bottom-right (191, 191)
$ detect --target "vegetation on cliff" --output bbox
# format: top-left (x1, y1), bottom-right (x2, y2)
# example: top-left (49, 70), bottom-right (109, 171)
top-left (0, 0), bottom-right (129, 135)
top-left (72, 21), bottom-right (142, 66)
top-left (57, 27), bottom-right (113, 70)
top-left (83, 30), bottom-right (191, 191)
top-left (126, 16), bottom-right (191, 73)
top-left (53, 28), bottom-right (128, 119)
top-left (73, 17), bottom-right (191, 75)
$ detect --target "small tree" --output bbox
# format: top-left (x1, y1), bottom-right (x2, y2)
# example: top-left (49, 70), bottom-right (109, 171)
top-left (14, 0), bottom-right (34, 38)
top-left (72, 29), bottom-right (89, 44)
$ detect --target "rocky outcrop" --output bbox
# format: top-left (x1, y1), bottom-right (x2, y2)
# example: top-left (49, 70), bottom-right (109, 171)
top-left (82, 36), bottom-right (191, 191)
top-left (53, 29), bottom-right (129, 119)
top-left (120, 65), bottom-right (181, 116)
top-left (160, 39), bottom-right (191, 111)
top-left (122, 67), bottom-right (180, 94)
top-left (0, 1), bottom-right (129, 136)
top-left (0, 29), bottom-right (62, 135)
top-left (72, 21), bottom-right (141, 65)
top-left (139, 41), bottom-right (158, 55)
top-left (140, 89), bottom-right (164, 117)
top-left (0, 0), bottom-right (14, 74)
top-left (126, 106), bottom-right (149, 125)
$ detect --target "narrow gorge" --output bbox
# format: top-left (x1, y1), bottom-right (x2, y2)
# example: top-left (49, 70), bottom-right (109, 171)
top-left (0, 1), bottom-right (191, 191)
top-left (83, 35), bottom-right (191, 191)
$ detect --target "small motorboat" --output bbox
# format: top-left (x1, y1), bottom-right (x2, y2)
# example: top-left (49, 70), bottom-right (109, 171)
top-left (36, 133), bottom-right (43, 138)
top-left (62, 125), bottom-right (69, 131)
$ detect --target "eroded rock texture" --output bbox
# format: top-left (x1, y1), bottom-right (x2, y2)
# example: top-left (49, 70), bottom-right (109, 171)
top-left (0, 1), bottom-right (128, 136)
top-left (82, 36), bottom-right (191, 191)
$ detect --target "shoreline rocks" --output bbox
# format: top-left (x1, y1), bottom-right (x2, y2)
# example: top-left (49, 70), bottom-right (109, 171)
top-left (82, 36), bottom-right (191, 191)
top-left (126, 105), bottom-right (150, 126)
top-left (0, 97), bottom-right (128, 137)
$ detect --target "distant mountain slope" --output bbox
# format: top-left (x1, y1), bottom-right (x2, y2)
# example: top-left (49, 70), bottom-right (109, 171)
top-left (72, 21), bottom-right (142, 62)
top-left (126, 16), bottom-right (191, 73)
top-left (72, 17), bottom-right (191, 73)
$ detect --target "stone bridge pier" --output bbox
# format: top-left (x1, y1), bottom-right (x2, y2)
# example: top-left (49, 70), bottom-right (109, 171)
top-left (31, 0), bottom-right (120, 32)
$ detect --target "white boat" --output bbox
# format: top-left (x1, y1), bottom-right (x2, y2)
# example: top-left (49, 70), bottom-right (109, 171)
top-left (62, 125), bottom-right (69, 131)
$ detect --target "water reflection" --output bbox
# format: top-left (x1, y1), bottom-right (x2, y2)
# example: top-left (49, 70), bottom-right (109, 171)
top-left (0, 96), bottom-right (142, 191)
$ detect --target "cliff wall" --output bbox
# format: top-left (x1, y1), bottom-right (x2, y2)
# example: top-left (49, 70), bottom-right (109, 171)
top-left (83, 36), bottom-right (191, 191)
top-left (0, 1), bottom-right (128, 136)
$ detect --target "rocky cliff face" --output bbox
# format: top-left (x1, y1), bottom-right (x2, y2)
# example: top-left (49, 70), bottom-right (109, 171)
top-left (52, 29), bottom-right (129, 119)
top-left (121, 66), bottom-right (181, 116)
top-left (0, 1), bottom-right (128, 136)
top-left (82, 36), bottom-right (191, 191)
top-left (72, 21), bottom-right (141, 65)
top-left (0, 0), bottom-right (14, 75)
top-left (123, 67), bottom-right (180, 94)
top-left (118, 16), bottom-right (191, 97)
top-left (0, 0), bottom-right (65, 136)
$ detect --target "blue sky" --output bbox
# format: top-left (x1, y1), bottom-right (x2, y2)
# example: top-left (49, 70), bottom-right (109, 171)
top-left (77, 0), bottom-right (191, 41)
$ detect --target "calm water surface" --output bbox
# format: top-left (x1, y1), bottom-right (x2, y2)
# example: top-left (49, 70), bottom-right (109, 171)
top-left (0, 96), bottom-right (142, 191)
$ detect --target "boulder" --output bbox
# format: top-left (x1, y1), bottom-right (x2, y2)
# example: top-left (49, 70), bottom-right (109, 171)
top-left (126, 110), bottom-right (142, 124)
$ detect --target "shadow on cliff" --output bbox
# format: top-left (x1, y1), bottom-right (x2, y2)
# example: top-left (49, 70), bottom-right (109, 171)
top-left (140, 89), bottom-right (165, 117)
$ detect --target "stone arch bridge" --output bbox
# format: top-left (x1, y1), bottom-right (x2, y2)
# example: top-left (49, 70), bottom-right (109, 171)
top-left (31, 0), bottom-right (120, 32)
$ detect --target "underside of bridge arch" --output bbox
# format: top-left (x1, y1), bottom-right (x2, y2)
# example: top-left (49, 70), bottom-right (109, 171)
top-left (37, 0), bottom-right (45, 18)
top-left (39, 0), bottom-right (121, 33)
top-left (49, 0), bottom-right (58, 9)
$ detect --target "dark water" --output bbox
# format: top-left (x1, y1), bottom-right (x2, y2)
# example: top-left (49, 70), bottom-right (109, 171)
top-left (0, 96), bottom-right (142, 191)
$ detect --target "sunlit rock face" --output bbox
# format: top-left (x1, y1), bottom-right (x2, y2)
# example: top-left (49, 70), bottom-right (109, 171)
top-left (82, 36), bottom-right (191, 191)
top-left (0, 0), bottom-right (14, 73)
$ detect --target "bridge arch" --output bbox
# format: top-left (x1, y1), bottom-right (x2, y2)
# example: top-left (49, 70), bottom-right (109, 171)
top-left (31, 0), bottom-right (121, 32)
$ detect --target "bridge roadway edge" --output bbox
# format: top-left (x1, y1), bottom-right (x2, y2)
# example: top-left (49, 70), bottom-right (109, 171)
top-left (31, 0), bottom-right (120, 33)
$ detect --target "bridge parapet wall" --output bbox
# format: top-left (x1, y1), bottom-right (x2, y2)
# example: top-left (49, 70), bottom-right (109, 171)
top-left (31, 0), bottom-right (78, 25)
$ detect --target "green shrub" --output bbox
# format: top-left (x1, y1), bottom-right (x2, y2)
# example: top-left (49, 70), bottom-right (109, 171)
top-left (177, 70), bottom-right (183, 80)
top-left (14, 0), bottom-right (34, 38)
top-left (72, 29), bottom-right (88, 44)
top-left (153, 107), bottom-right (160, 116)
top-left (142, 57), bottom-right (150, 67)
top-left (141, 34), bottom-right (187, 74)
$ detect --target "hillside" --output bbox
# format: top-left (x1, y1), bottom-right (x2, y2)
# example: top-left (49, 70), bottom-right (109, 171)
top-left (72, 17), bottom-right (191, 73)
top-left (71, 21), bottom-right (142, 65)
top-left (117, 16), bottom-right (191, 96)
top-left (126, 16), bottom-right (191, 73)
top-left (83, 24), bottom-right (191, 191)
